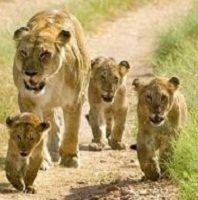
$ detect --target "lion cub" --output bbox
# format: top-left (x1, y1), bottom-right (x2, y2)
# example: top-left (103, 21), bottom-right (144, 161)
top-left (5, 113), bottom-right (50, 193)
top-left (86, 57), bottom-right (130, 151)
top-left (132, 76), bottom-right (187, 181)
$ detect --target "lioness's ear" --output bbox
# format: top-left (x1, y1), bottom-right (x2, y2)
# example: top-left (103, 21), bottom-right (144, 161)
top-left (169, 76), bottom-right (180, 90)
top-left (132, 78), bottom-right (141, 91)
top-left (6, 116), bottom-right (15, 128)
top-left (56, 30), bottom-right (71, 46)
top-left (119, 61), bottom-right (130, 76)
top-left (13, 27), bottom-right (29, 41)
top-left (37, 121), bottom-right (51, 133)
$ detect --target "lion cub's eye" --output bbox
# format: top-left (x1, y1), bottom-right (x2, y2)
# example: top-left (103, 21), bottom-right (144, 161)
top-left (29, 137), bottom-right (34, 141)
top-left (114, 76), bottom-right (119, 83)
top-left (17, 135), bottom-right (22, 141)
top-left (18, 50), bottom-right (27, 59)
top-left (161, 94), bottom-right (167, 103)
top-left (146, 94), bottom-right (152, 103)
top-left (39, 51), bottom-right (51, 62)
top-left (100, 74), bottom-right (106, 80)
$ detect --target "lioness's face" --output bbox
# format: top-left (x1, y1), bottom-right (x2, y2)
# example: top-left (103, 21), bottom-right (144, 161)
top-left (6, 113), bottom-right (50, 157)
top-left (13, 27), bottom-right (71, 93)
top-left (91, 57), bottom-right (130, 103)
top-left (134, 77), bottom-right (180, 127)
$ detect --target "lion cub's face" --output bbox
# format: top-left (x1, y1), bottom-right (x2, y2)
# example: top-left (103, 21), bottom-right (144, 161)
top-left (13, 27), bottom-right (71, 93)
top-left (133, 77), bottom-right (180, 127)
top-left (6, 113), bottom-right (50, 157)
top-left (91, 57), bottom-right (130, 103)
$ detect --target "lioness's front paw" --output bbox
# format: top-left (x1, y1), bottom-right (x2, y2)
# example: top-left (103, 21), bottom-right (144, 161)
top-left (24, 186), bottom-right (36, 194)
top-left (108, 139), bottom-right (126, 150)
top-left (50, 151), bottom-right (60, 162)
top-left (88, 142), bottom-right (105, 151)
top-left (40, 159), bottom-right (52, 171)
top-left (60, 155), bottom-right (79, 168)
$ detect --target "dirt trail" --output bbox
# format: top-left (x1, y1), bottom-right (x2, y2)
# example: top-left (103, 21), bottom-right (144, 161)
top-left (0, 0), bottom-right (192, 199)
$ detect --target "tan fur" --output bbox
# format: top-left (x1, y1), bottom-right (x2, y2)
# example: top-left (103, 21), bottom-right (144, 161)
top-left (12, 10), bottom-right (90, 167)
top-left (5, 113), bottom-right (50, 193)
top-left (133, 76), bottom-right (187, 181)
top-left (86, 57), bottom-right (130, 151)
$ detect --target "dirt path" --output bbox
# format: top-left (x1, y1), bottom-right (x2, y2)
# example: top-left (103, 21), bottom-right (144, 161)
top-left (0, 0), bottom-right (192, 199)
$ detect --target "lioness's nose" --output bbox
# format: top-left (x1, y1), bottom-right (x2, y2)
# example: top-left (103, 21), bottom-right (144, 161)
top-left (25, 69), bottom-right (38, 77)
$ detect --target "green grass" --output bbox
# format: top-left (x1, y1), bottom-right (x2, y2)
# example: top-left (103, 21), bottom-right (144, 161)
top-left (153, 3), bottom-right (198, 199)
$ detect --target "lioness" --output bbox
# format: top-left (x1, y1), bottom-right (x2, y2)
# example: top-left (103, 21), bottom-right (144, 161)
top-left (132, 76), bottom-right (187, 181)
top-left (5, 113), bottom-right (50, 193)
top-left (13, 10), bottom-right (90, 168)
top-left (86, 57), bottom-right (130, 151)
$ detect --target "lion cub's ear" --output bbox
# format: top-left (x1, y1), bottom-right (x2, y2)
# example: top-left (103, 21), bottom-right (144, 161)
top-left (119, 61), bottom-right (130, 76)
top-left (13, 27), bottom-right (30, 41)
top-left (6, 116), bottom-right (15, 128)
top-left (132, 78), bottom-right (142, 91)
top-left (169, 76), bottom-right (180, 90)
top-left (36, 122), bottom-right (51, 133)
top-left (56, 30), bottom-right (71, 46)
top-left (91, 57), bottom-right (105, 69)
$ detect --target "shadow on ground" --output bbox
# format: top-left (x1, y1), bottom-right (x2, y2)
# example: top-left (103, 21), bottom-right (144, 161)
top-left (64, 178), bottom-right (144, 200)
top-left (0, 156), bottom-right (5, 170)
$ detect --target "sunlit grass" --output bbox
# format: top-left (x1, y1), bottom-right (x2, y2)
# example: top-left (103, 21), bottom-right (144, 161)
top-left (153, 3), bottom-right (198, 199)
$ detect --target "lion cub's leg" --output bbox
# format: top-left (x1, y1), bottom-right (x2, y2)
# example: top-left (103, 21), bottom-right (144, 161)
top-left (24, 156), bottom-right (43, 194)
top-left (6, 170), bottom-right (25, 191)
top-left (137, 134), bottom-right (161, 181)
top-left (159, 138), bottom-right (174, 177)
top-left (108, 107), bottom-right (127, 150)
top-left (105, 112), bottom-right (113, 139)
top-left (45, 108), bottom-right (64, 162)
top-left (88, 107), bottom-right (106, 151)
top-left (59, 101), bottom-right (83, 168)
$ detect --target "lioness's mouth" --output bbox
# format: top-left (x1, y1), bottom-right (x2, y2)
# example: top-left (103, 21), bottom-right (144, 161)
top-left (24, 80), bottom-right (45, 92)
top-left (101, 95), bottom-right (113, 103)
top-left (149, 115), bottom-right (165, 126)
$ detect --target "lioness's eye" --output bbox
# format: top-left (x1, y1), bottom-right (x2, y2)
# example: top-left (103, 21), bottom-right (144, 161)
top-left (18, 50), bottom-right (27, 58)
top-left (39, 51), bottom-right (51, 61)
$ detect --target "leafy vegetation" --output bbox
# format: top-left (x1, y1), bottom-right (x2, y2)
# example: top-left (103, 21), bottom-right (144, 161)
top-left (153, 3), bottom-right (198, 199)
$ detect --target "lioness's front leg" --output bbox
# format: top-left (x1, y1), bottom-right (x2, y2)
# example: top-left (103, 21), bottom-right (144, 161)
top-left (88, 106), bottom-right (106, 151)
top-left (137, 134), bottom-right (161, 181)
top-left (59, 101), bottom-right (82, 168)
top-left (109, 107), bottom-right (127, 150)
top-left (44, 108), bottom-right (64, 162)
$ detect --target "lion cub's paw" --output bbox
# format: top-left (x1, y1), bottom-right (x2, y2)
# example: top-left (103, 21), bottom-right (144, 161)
top-left (108, 139), bottom-right (126, 150)
top-left (24, 186), bottom-right (36, 194)
top-left (60, 155), bottom-right (79, 168)
top-left (88, 142), bottom-right (105, 151)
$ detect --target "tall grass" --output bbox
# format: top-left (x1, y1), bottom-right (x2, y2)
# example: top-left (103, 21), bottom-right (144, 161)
top-left (153, 3), bottom-right (198, 199)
